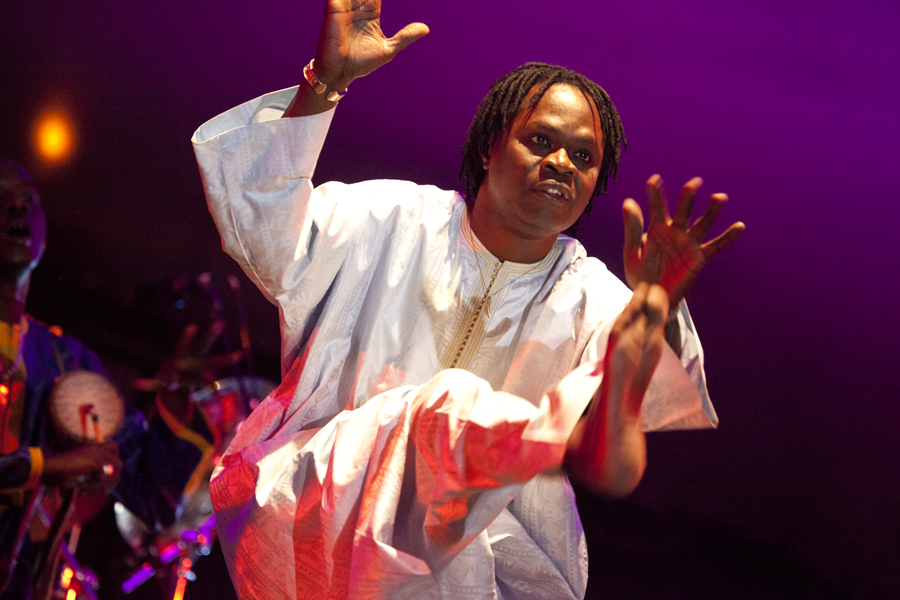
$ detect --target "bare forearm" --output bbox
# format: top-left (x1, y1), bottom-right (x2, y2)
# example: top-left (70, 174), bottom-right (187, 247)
top-left (564, 410), bottom-right (646, 498)
top-left (564, 282), bottom-right (667, 497)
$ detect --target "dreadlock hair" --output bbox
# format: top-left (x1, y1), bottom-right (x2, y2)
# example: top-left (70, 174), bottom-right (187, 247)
top-left (459, 62), bottom-right (627, 236)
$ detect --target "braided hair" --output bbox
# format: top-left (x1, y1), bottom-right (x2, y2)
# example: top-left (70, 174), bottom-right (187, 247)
top-left (459, 62), bottom-right (626, 234)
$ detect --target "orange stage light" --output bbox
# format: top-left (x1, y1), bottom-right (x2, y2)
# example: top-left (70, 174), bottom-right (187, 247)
top-left (34, 110), bottom-right (74, 163)
top-left (60, 566), bottom-right (74, 588)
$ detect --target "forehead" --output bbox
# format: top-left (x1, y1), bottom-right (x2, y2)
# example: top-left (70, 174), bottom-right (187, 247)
top-left (0, 176), bottom-right (39, 203)
top-left (513, 83), bottom-right (602, 146)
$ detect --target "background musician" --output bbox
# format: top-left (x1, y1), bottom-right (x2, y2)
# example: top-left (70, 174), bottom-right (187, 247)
top-left (0, 158), bottom-right (232, 599)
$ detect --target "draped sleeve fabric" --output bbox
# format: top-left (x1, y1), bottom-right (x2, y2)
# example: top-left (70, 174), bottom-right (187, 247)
top-left (213, 364), bottom-right (604, 599)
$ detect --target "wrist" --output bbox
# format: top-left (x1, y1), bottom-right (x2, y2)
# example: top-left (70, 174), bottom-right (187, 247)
top-left (304, 59), bottom-right (349, 103)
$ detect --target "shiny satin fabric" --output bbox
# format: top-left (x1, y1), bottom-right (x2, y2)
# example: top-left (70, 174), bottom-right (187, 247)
top-left (193, 89), bottom-right (716, 599)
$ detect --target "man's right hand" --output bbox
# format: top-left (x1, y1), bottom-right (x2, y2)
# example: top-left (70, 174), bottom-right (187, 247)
top-left (285, 0), bottom-right (429, 117)
top-left (564, 283), bottom-right (669, 497)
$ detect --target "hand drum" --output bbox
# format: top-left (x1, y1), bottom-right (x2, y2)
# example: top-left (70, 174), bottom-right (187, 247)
top-left (50, 370), bottom-right (125, 444)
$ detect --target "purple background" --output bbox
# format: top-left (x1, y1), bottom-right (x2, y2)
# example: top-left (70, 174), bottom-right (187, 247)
top-left (2, 1), bottom-right (898, 597)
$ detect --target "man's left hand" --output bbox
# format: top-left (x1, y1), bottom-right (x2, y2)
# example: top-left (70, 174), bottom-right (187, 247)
top-left (623, 174), bottom-right (745, 307)
top-left (134, 322), bottom-right (243, 424)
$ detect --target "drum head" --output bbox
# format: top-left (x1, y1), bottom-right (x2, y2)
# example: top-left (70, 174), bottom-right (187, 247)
top-left (50, 370), bottom-right (125, 443)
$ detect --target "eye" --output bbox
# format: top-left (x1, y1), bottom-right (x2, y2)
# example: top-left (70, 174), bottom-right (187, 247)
top-left (573, 149), bottom-right (593, 163)
top-left (529, 133), bottom-right (550, 147)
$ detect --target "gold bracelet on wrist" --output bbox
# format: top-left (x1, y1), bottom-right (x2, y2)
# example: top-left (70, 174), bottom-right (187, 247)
top-left (303, 59), bottom-right (347, 103)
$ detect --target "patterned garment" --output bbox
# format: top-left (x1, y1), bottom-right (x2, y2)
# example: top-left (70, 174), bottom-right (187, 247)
top-left (194, 88), bottom-right (717, 599)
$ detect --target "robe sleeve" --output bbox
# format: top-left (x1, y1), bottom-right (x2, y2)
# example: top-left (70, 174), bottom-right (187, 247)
top-left (580, 298), bottom-right (717, 431)
top-left (192, 87), bottom-right (335, 305)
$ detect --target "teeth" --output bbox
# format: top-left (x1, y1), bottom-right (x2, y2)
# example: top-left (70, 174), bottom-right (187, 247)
top-left (536, 184), bottom-right (569, 200)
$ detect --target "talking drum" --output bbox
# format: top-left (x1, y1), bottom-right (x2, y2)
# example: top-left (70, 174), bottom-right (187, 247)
top-left (49, 370), bottom-right (125, 444)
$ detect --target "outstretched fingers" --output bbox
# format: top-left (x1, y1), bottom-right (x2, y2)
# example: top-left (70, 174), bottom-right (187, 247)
top-left (386, 22), bottom-right (429, 58)
top-left (622, 198), bottom-right (645, 260)
top-left (645, 174), bottom-right (669, 224)
top-left (689, 192), bottom-right (746, 258)
top-left (672, 177), bottom-right (702, 230)
top-left (688, 192), bottom-right (726, 240)
top-left (701, 221), bottom-right (746, 259)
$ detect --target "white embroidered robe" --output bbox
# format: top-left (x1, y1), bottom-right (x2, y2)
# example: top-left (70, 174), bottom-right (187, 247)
top-left (192, 87), bottom-right (717, 599)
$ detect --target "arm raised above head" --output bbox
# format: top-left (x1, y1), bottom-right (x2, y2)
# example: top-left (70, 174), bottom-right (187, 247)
top-left (284, 0), bottom-right (429, 118)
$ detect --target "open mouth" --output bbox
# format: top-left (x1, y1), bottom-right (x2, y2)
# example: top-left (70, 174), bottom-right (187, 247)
top-left (535, 182), bottom-right (572, 202)
top-left (5, 221), bottom-right (32, 242)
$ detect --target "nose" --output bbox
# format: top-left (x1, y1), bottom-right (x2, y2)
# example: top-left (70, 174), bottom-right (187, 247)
top-left (543, 148), bottom-right (575, 176)
top-left (5, 198), bottom-right (27, 217)
top-left (2, 190), bottom-right (30, 215)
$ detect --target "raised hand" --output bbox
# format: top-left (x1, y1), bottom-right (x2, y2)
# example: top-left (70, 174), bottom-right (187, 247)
top-left (623, 175), bottom-right (745, 307)
top-left (314, 0), bottom-right (429, 90)
top-left (285, 0), bottom-right (428, 117)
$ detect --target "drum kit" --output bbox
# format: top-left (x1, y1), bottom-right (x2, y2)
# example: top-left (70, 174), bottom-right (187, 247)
top-left (114, 376), bottom-right (274, 600)
top-left (41, 274), bottom-right (276, 600)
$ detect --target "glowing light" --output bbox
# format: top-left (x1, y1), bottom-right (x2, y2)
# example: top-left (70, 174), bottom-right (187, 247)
top-left (121, 563), bottom-right (155, 593)
top-left (173, 576), bottom-right (187, 600)
top-left (61, 567), bottom-right (74, 588)
top-left (66, 588), bottom-right (76, 600)
top-left (34, 111), bottom-right (74, 163)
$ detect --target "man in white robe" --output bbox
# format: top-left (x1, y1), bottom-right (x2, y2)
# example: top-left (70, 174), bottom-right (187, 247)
top-left (192, 2), bottom-right (744, 598)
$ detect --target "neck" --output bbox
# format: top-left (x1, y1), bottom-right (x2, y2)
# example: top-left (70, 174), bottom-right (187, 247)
top-left (0, 273), bottom-right (29, 326)
top-left (467, 203), bottom-right (557, 264)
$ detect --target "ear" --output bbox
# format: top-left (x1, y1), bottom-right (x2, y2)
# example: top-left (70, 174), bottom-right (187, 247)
top-left (482, 143), bottom-right (494, 170)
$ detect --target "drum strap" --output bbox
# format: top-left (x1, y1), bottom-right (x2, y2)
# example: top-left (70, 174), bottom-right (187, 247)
top-left (49, 336), bottom-right (66, 377)
top-left (32, 335), bottom-right (76, 599)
